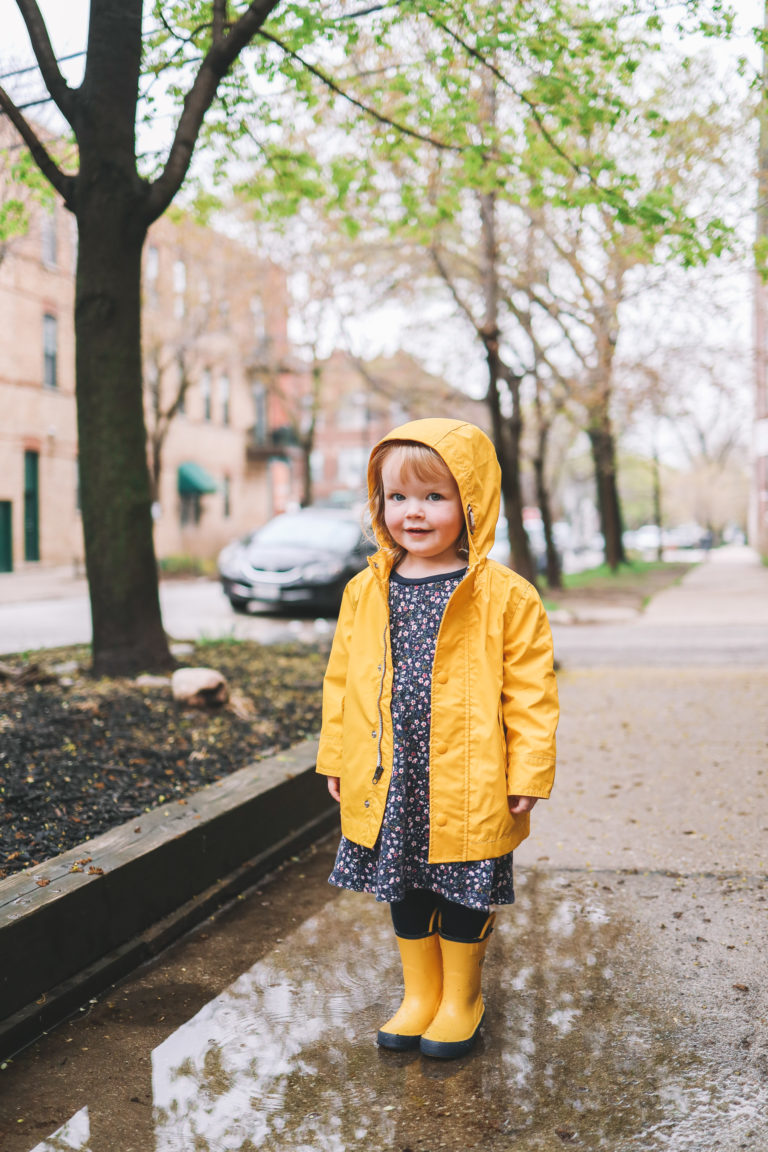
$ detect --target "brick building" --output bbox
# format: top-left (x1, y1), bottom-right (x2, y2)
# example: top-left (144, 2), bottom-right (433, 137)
top-left (0, 191), bottom-right (79, 572)
top-left (0, 191), bottom-right (302, 572)
top-left (308, 348), bottom-right (486, 506)
top-left (141, 214), bottom-right (302, 560)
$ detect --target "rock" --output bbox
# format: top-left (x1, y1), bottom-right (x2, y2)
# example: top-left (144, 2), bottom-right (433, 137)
top-left (171, 667), bottom-right (229, 708)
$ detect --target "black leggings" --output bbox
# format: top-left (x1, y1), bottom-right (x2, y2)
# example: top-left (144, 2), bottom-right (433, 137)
top-left (390, 888), bottom-right (492, 942)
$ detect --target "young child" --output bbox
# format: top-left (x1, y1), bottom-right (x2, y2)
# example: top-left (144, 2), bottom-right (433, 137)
top-left (316, 418), bottom-right (558, 1059)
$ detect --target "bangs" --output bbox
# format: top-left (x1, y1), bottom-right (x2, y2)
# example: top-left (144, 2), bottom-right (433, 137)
top-left (384, 443), bottom-right (452, 487)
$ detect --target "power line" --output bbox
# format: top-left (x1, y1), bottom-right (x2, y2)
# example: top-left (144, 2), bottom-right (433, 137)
top-left (0, 51), bottom-right (85, 84)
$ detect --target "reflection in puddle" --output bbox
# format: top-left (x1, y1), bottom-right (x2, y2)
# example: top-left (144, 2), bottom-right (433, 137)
top-left (30, 872), bottom-right (768, 1151)
top-left (28, 1106), bottom-right (90, 1152)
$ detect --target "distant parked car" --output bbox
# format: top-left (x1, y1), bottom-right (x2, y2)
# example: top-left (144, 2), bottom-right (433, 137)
top-left (624, 524), bottom-right (662, 554)
top-left (218, 507), bottom-right (376, 615)
top-left (490, 515), bottom-right (547, 573)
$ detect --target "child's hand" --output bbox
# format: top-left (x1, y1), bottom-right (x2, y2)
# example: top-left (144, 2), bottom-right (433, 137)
top-left (508, 795), bottom-right (538, 815)
top-left (327, 776), bottom-right (341, 802)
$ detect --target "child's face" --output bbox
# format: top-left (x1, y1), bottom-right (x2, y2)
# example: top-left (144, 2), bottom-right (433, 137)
top-left (381, 451), bottom-right (465, 572)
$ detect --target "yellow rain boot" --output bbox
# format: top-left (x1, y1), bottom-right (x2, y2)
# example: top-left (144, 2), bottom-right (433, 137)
top-left (419, 912), bottom-right (495, 1060)
top-left (377, 913), bottom-right (443, 1051)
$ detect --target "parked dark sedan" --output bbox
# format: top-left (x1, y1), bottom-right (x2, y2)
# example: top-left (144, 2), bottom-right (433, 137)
top-left (218, 507), bottom-right (376, 615)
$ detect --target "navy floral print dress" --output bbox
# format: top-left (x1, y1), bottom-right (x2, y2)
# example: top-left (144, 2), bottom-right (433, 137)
top-left (329, 567), bottom-right (515, 912)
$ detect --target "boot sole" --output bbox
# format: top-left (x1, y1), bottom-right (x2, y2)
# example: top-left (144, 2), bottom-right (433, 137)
top-left (377, 1029), bottom-right (421, 1051)
top-left (419, 1012), bottom-right (484, 1060)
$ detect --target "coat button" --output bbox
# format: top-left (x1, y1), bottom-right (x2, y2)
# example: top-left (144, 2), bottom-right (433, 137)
top-left (364, 800), bottom-right (370, 808)
top-left (435, 741), bottom-right (448, 755)
top-left (435, 814), bottom-right (447, 827)
top-left (436, 672), bottom-right (448, 685)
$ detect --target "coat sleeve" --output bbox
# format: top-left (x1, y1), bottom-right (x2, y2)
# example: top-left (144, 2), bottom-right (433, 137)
top-left (316, 577), bottom-right (359, 778)
top-left (501, 583), bottom-right (559, 799)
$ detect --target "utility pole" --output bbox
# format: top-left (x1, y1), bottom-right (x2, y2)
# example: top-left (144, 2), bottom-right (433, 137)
top-left (753, 0), bottom-right (768, 556)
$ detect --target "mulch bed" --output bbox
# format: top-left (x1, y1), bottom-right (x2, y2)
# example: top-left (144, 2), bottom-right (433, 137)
top-left (0, 640), bottom-right (329, 878)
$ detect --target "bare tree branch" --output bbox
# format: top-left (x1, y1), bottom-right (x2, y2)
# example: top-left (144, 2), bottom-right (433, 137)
top-left (212, 0), bottom-right (228, 44)
top-left (0, 88), bottom-right (75, 203)
top-left (430, 244), bottom-right (480, 333)
top-left (14, 0), bottom-right (78, 123)
top-left (255, 29), bottom-right (464, 154)
top-left (335, 1), bottom-right (405, 19)
top-left (146, 0), bottom-right (282, 222)
top-left (424, 9), bottom-right (595, 188)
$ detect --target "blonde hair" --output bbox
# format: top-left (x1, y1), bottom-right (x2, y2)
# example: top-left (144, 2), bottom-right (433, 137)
top-left (368, 440), bottom-right (469, 566)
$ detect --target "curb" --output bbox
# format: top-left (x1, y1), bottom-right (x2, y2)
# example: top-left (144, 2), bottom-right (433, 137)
top-left (0, 739), bottom-right (337, 1060)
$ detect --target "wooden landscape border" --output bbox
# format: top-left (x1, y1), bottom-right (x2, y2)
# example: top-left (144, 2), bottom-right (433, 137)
top-left (0, 739), bottom-right (337, 1059)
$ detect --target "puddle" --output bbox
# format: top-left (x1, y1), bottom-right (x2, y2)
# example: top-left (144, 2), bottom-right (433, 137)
top-left (29, 872), bottom-right (767, 1152)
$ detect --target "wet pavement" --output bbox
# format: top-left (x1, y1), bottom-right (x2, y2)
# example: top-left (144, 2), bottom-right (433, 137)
top-left (1, 548), bottom-right (767, 1151)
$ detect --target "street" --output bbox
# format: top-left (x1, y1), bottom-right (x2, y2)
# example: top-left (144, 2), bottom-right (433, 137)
top-left (0, 575), bottom-right (333, 654)
top-left (1, 548), bottom-right (767, 1151)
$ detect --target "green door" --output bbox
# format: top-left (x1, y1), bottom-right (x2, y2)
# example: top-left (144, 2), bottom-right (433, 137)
top-left (0, 501), bottom-right (11, 572)
top-left (24, 450), bottom-right (40, 562)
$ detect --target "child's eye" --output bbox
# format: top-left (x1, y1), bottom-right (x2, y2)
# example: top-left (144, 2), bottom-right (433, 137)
top-left (389, 493), bottom-right (405, 502)
top-left (426, 492), bottom-right (444, 501)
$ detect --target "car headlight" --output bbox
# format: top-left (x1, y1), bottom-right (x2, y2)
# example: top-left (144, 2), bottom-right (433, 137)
top-left (218, 543), bottom-right (244, 578)
top-left (301, 559), bottom-right (346, 582)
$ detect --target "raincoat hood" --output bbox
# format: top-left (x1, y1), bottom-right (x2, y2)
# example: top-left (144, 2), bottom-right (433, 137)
top-left (367, 418), bottom-right (501, 565)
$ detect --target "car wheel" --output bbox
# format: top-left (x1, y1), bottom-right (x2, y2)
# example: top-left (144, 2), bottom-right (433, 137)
top-left (229, 595), bottom-right (251, 614)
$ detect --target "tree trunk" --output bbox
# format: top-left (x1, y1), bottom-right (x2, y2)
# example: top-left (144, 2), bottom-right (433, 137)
top-left (532, 380), bottom-right (562, 589)
top-left (484, 347), bottom-right (536, 585)
top-left (533, 422), bottom-right (562, 589)
top-left (651, 442), bottom-right (663, 562)
top-left (68, 0), bottom-right (172, 675)
top-left (75, 182), bottom-right (171, 674)
top-left (588, 413), bottom-right (626, 571)
top-left (477, 182), bottom-right (535, 585)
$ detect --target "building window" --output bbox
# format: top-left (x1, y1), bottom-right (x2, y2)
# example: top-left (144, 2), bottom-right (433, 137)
top-left (310, 450), bottom-right (325, 483)
top-left (223, 475), bottom-right (231, 518)
top-left (252, 381), bottom-right (267, 444)
top-left (180, 492), bottom-right (202, 526)
top-left (173, 259), bottom-right (186, 318)
top-left (43, 314), bottom-right (58, 388)
top-left (337, 446), bottom-right (367, 488)
top-left (41, 207), bottom-right (57, 266)
top-left (220, 375), bottom-right (230, 425)
top-left (201, 370), bottom-right (212, 422)
top-left (336, 392), bottom-right (367, 431)
top-left (250, 296), bottom-right (265, 342)
top-left (146, 245), bottom-right (159, 307)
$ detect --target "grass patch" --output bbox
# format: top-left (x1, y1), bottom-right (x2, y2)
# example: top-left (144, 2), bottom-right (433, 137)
top-left (158, 554), bottom-right (217, 579)
top-left (542, 559), bottom-right (694, 613)
top-left (557, 560), bottom-right (670, 593)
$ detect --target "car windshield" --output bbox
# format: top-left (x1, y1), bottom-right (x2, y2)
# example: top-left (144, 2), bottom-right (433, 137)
top-left (254, 514), bottom-right (363, 553)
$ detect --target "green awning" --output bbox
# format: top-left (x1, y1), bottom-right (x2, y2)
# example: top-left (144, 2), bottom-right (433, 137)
top-left (177, 461), bottom-right (219, 495)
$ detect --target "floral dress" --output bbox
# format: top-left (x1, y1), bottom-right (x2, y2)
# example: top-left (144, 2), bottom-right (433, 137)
top-left (329, 567), bottom-right (515, 912)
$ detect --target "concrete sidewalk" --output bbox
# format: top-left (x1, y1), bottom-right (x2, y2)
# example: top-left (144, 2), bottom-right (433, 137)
top-left (0, 565), bottom-right (88, 605)
top-left (1, 547), bottom-right (767, 1151)
top-left (643, 544), bottom-right (768, 625)
top-left (551, 546), bottom-right (768, 668)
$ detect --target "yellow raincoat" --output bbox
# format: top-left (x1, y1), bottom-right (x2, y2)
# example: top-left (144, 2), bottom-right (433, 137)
top-left (316, 418), bottom-right (559, 863)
